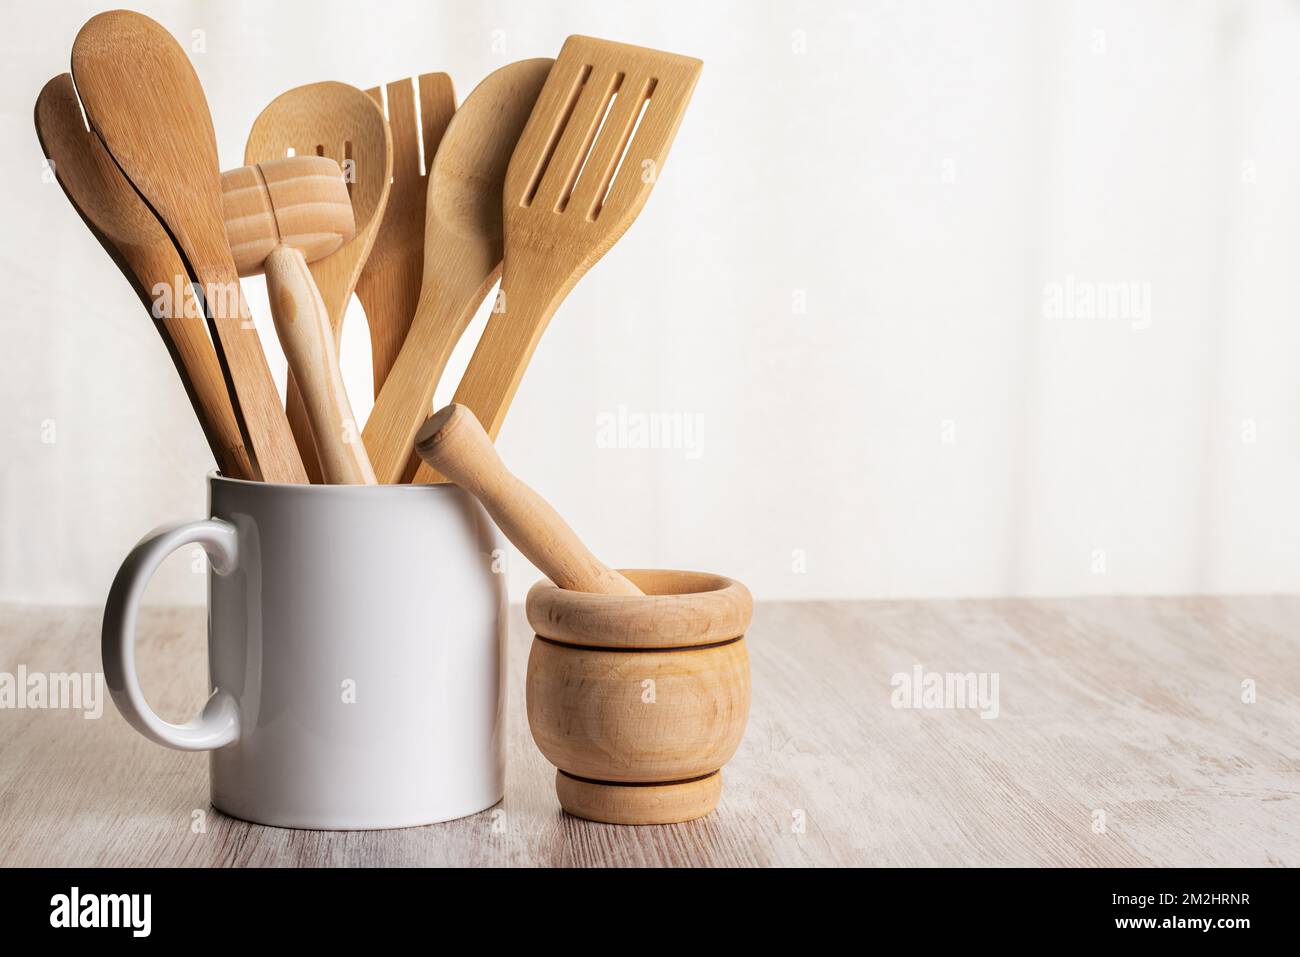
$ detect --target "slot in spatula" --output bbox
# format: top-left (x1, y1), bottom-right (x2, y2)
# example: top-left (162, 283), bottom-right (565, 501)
top-left (412, 36), bottom-right (701, 483)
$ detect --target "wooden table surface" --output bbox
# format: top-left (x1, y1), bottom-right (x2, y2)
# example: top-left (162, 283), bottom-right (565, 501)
top-left (1, 597), bottom-right (1297, 867)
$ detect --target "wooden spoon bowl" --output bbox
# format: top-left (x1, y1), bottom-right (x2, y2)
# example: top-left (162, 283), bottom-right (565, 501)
top-left (525, 569), bottom-right (753, 825)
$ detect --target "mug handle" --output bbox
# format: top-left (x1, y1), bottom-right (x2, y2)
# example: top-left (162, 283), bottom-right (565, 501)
top-left (102, 519), bottom-right (242, 751)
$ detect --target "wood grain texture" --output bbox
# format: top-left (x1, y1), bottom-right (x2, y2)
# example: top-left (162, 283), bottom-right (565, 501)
top-left (245, 81), bottom-right (392, 482)
top-left (556, 770), bottom-right (722, 826)
top-left (34, 74), bottom-right (253, 480)
top-left (220, 158), bottom-right (373, 484)
top-left (410, 38), bottom-right (701, 484)
top-left (356, 74), bottom-right (454, 397)
top-left (524, 568), bottom-right (750, 823)
top-left (362, 59), bottom-right (553, 484)
top-left (527, 570), bottom-right (752, 648)
top-left (416, 404), bottom-right (640, 594)
top-left (1, 597), bottom-right (1297, 866)
top-left (526, 637), bottom-right (750, 783)
top-left (263, 247), bottom-right (376, 484)
top-left (220, 158), bottom-right (354, 278)
top-left (71, 10), bottom-right (306, 484)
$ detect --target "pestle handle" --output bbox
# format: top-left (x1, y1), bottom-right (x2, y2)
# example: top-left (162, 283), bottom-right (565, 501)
top-left (415, 405), bottom-right (643, 596)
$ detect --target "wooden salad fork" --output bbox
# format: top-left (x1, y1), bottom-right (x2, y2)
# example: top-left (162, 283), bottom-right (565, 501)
top-left (355, 73), bottom-right (456, 395)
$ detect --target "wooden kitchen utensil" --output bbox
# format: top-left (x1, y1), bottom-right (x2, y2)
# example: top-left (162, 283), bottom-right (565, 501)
top-left (35, 73), bottom-right (253, 480)
top-left (362, 59), bottom-right (553, 484)
top-left (356, 73), bottom-right (455, 395)
top-left (221, 157), bottom-right (375, 485)
top-left (415, 404), bottom-right (641, 595)
top-left (245, 81), bottom-right (392, 482)
top-left (71, 9), bottom-right (306, 483)
top-left (416, 403), bottom-right (750, 823)
top-left (411, 37), bottom-right (702, 484)
top-left (526, 570), bottom-right (752, 825)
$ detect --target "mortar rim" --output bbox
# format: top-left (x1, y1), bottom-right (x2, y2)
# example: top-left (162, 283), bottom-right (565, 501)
top-left (525, 568), bottom-right (752, 650)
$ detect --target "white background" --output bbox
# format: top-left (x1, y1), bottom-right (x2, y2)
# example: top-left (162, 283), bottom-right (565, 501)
top-left (3, 0), bottom-right (1299, 606)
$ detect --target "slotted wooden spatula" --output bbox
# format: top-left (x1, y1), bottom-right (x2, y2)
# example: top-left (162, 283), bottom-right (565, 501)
top-left (245, 82), bottom-right (392, 482)
top-left (355, 74), bottom-right (455, 395)
top-left (72, 10), bottom-right (306, 483)
top-left (412, 37), bottom-right (701, 483)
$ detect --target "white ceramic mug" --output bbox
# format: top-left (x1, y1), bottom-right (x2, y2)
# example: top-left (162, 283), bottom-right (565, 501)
top-left (102, 473), bottom-right (508, 830)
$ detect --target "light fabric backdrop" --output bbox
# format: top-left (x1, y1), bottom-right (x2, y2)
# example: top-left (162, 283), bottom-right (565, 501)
top-left (3, 0), bottom-right (1299, 606)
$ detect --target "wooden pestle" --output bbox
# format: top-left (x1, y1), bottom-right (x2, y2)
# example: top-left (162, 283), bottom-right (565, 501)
top-left (415, 405), bottom-right (642, 595)
top-left (221, 156), bottom-right (376, 484)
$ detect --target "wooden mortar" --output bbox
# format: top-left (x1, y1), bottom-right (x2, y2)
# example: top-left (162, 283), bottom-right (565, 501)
top-left (415, 404), bottom-right (752, 825)
top-left (525, 569), bottom-right (752, 825)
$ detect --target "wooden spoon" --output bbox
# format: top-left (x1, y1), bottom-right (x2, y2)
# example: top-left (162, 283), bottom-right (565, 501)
top-left (71, 9), bottom-right (306, 483)
top-left (416, 404), bottom-right (641, 595)
top-left (411, 38), bottom-right (702, 484)
top-left (357, 74), bottom-right (455, 395)
top-left (361, 58), bottom-right (553, 484)
top-left (34, 73), bottom-right (253, 479)
top-left (245, 81), bottom-right (392, 482)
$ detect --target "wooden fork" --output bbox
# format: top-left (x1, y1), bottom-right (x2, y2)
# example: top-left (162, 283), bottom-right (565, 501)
top-left (355, 74), bottom-right (456, 396)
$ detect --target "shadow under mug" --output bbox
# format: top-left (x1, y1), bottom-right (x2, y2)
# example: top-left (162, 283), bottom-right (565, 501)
top-left (102, 473), bottom-right (508, 830)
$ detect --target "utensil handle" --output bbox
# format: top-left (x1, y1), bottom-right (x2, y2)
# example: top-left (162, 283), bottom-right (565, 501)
top-left (416, 404), bottom-right (642, 596)
top-left (101, 519), bottom-right (242, 751)
top-left (284, 373), bottom-right (324, 483)
top-left (363, 261), bottom-right (501, 483)
top-left (264, 247), bottom-right (376, 484)
top-left (409, 254), bottom-right (557, 485)
top-left (204, 278), bottom-right (309, 484)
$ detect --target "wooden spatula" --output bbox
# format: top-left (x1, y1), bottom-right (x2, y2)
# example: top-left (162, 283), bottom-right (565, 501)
top-left (355, 74), bottom-right (455, 395)
top-left (361, 59), bottom-right (553, 484)
top-left (244, 82), bottom-right (392, 482)
top-left (71, 9), bottom-right (306, 483)
top-left (35, 73), bottom-right (253, 480)
top-left (411, 37), bottom-right (701, 484)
